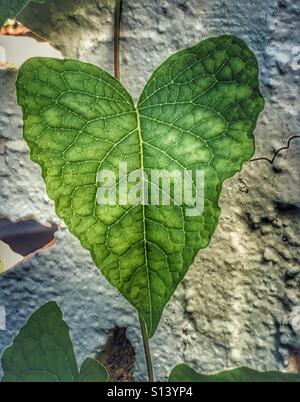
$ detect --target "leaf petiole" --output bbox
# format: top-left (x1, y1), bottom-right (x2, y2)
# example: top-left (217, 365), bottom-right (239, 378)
top-left (114, 0), bottom-right (122, 80)
top-left (139, 314), bottom-right (155, 382)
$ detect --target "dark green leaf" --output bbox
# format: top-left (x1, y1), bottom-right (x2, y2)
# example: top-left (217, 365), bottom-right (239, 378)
top-left (79, 358), bottom-right (109, 382)
top-left (0, 0), bottom-right (46, 27)
top-left (169, 364), bottom-right (300, 382)
top-left (1, 301), bottom-right (79, 382)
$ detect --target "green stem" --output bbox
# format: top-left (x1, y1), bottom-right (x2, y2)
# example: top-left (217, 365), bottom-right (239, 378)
top-left (139, 314), bottom-right (155, 382)
top-left (113, 0), bottom-right (154, 382)
top-left (114, 0), bottom-right (122, 80)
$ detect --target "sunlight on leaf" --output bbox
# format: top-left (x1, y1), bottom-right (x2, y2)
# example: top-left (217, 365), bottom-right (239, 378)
top-left (16, 35), bottom-right (264, 337)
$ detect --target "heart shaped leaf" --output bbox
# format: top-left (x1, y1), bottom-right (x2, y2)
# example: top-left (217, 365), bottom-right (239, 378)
top-left (0, 0), bottom-right (46, 27)
top-left (16, 35), bottom-right (264, 337)
top-left (169, 364), bottom-right (300, 382)
top-left (1, 302), bottom-right (108, 382)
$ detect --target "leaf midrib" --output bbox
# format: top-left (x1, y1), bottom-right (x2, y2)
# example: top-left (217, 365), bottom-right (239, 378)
top-left (136, 108), bottom-right (153, 335)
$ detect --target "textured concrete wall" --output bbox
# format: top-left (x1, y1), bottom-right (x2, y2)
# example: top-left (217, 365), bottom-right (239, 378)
top-left (0, 0), bottom-right (300, 381)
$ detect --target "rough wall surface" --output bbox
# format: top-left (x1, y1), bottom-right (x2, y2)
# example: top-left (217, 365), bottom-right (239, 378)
top-left (0, 0), bottom-right (300, 381)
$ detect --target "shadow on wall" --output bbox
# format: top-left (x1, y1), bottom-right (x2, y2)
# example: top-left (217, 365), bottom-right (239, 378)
top-left (0, 218), bottom-right (58, 272)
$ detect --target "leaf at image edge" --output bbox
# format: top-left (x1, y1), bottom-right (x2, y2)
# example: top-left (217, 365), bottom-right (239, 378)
top-left (169, 364), bottom-right (300, 382)
top-left (0, 0), bottom-right (46, 27)
top-left (1, 301), bottom-right (79, 382)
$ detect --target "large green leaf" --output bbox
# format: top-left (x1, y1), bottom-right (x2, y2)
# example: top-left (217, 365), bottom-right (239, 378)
top-left (16, 35), bottom-right (264, 337)
top-left (79, 358), bottom-right (109, 382)
top-left (1, 301), bottom-right (79, 382)
top-left (0, 0), bottom-right (46, 27)
top-left (169, 364), bottom-right (300, 382)
top-left (1, 302), bottom-right (108, 382)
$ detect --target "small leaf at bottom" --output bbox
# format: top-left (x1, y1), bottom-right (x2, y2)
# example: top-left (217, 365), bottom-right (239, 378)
top-left (169, 364), bottom-right (300, 382)
top-left (79, 358), bottom-right (109, 382)
top-left (1, 301), bottom-right (79, 382)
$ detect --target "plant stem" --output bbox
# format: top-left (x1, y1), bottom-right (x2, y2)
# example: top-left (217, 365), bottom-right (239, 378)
top-left (139, 314), bottom-right (155, 382)
top-left (114, 0), bottom-right (122, 80)
top-left (113, 0), bottom-right (155, 382)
